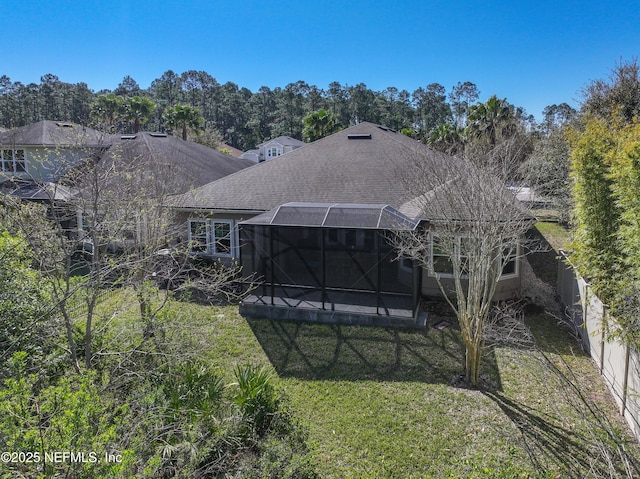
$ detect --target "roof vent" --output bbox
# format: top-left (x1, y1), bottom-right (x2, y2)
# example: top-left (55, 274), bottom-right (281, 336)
top-left (56, 122), bottom-right (74, 128)
top-left (347, 133), bottom-right (372, 140)
top-left (121, 135), bottom-right (137, 140)
top-left (149, 132), bottom-right (167, 137)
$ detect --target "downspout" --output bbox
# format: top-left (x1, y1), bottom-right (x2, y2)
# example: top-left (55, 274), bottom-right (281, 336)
top-left (414, 259), bottom-right (422, 322)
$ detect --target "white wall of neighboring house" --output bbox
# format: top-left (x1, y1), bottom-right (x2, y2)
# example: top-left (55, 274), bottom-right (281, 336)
top-left (247, 137), bottom-right (304, 163)
top-left (261, 140), bottom-right (284, 162)
top-left (0, 146), bottom-right (96, 183)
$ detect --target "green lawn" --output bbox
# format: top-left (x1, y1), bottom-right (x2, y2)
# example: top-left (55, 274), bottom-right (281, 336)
top-left (109, 293), bottom-right (638, 478)
top-left (534, 221), bottom-right (571, 253)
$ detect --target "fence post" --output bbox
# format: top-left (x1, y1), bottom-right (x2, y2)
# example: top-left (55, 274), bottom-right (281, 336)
top-left (584, 283), bottom-right (589, 331)
top-left (572, 266), bottom-right (580, 334)
top-left (600, 303), bottom-right (607, 374)
top-left (622, 345), bottom-right (630, 416)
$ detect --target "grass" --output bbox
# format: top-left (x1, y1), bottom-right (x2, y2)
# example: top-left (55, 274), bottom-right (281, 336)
top-left (534, 221), bottom-right (571, 253)
top-left (248, 311), bottom-right (639, 478)
top-left (94, 287), bottom-right (640, 478)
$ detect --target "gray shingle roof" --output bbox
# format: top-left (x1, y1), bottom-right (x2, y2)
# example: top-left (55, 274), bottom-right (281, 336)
top-left (0, 121), bottom-right (111, 148)
top-left (173, 122), bottom-right (451, 212)
top-left (258, 136), bottom-right (305, 148)
top-left (398, 175), bottom-right (534, 223)
top-left (101, 132), bottom-right (254, 192)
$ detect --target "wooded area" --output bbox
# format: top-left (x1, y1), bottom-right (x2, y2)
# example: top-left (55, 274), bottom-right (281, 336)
top-left (0, 71), bottom-right (572, 150)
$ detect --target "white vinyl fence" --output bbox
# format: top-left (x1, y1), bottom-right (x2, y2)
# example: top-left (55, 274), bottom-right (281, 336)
top-left (557, 251), bottom-right (640, 441)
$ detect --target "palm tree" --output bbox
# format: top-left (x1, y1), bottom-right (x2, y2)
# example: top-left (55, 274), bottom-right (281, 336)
top-left (163, 104), bottom-right (204, 141)
top-left (466, 95), bottom-right (513, 146)
top-left (427, 123), bottom-right (466, 154)
top-left (121, 96), bottom-right (155, 133)
top-left (302, 109), bottom-right (342, 142)
top-left (90, 94), bottom-right (122, 132)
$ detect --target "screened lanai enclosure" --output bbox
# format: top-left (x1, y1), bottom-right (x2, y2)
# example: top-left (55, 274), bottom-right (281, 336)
top-left (239, 203), bottom-right (425, 327)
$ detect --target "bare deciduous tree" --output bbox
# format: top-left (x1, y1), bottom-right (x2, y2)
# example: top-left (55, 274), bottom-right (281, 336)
top-left (1, 132), bottom-right (243, 372)
top-left (392, 140), bottom-right (535, 387)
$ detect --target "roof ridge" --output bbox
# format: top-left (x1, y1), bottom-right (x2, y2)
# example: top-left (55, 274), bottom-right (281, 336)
top-left (140, 130), bottom-right (154, 155)
top-left (40, 120), bottom-right (48, 145)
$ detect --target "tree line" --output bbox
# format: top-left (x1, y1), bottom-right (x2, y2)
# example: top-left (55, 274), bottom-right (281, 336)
top-left (0, 71), bottom-right (574, 150)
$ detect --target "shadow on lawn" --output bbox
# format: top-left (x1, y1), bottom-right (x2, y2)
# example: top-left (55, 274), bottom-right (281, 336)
top-left (246, 317), bottom-right (501, 388)
top-left (485, 389), bottom-right (640, 478)
top-left (485, 391), bottom-right (592, 476)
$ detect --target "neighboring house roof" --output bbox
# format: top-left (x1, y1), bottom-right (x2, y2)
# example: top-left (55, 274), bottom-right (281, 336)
top-left (507, 185), bottom-right (553, 207)
top-left (173, 122), bottom-right (452, 213)
top-left (0, 124), bottom-right (254, 207)
top-left (258, 136), bottom-right (305, 148)
top-left (0, 120), bottom-right (111, 148)
top-left (101, 132), bottom-right (254, 193)
top-left (240, 149), bottom-right (259, 162)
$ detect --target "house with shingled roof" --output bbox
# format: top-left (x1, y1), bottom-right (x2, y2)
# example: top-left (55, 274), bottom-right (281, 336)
top-left (101, 132), bottom-right (254, 195)
top-left (171, 122), bottom-right (530, 327)
top-left (0, 123), bottom-right (254, 251)
top-left (0, 124), bottom-right (253, 202)
top-left (0, 120), bottom-right (111, 185)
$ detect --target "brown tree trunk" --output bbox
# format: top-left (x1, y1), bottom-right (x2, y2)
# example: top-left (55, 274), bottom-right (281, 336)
top-left (465, 341), bottom-right (482, 387)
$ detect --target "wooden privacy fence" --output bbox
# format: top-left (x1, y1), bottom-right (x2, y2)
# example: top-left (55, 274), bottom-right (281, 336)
top-left (557, 251), bottom-right (640, 441)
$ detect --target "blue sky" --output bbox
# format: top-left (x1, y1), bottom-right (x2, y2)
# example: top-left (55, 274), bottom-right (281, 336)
top-left (4, 0), bottom-right (640, 121)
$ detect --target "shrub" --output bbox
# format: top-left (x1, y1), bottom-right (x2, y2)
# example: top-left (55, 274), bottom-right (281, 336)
top-left (231, 364), bottom-right (282, 437)
top-left (0, 231), bottom-right (58, 378)
top-left (0, 354), bottom-right (134, 478)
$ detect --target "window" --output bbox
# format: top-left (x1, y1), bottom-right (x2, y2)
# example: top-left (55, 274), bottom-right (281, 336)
top-left (189, 220), bottom-right (209, 254)
top-left (213, 221), bottom-right (232, 255)
top-left (501, 246), bottom-right (518, 277)
top-left (188, 219), bottom-right (235, 257)
top-left (430, 234), bottom-right (518, 279)
top-left (431, 236), bottom-right (456, 276)
top-left (1, 149), bottom-right (26, 174)
top-left (267, 147), bottom-right (282, 158)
